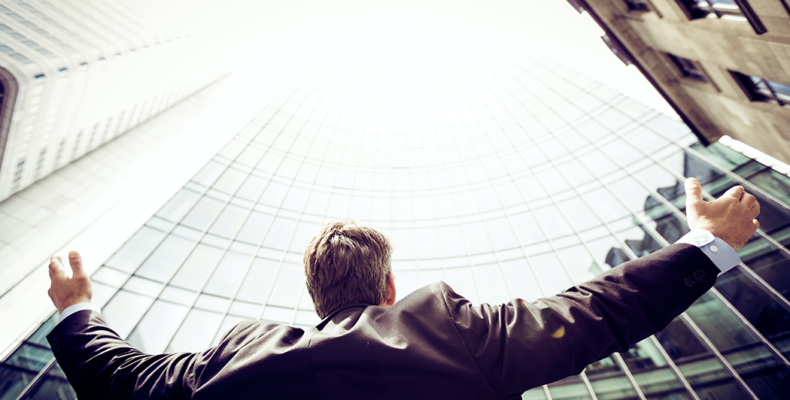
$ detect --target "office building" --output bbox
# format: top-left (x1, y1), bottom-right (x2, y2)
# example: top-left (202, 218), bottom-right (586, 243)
top-left (0, 0), bottom-right (229, 201)
top-left (1, 51), bottom-right (790, 399)
top-left (565, 0), bottom-right (790, 167)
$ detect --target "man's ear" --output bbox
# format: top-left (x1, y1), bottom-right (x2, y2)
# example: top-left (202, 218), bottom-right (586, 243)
top-left (384, 273), bottom-right (396, 307)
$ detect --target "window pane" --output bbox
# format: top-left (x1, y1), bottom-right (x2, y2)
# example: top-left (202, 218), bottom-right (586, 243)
top-left (156, 189), bottom-right (201, 222)
top-left (136, 235), bottom-right (195, 282)
top-left (208, 204), bottom-right (249, 238)
top-left (267, 263), bottom-right (303, 308)
top-left (181, 196), bottom-right (224, 231)
top-left (531, 252), bottom-right (572, 295)
top-left (102, 290), bottom-right (155, 338)
top-left (105, 227), bottom-right (166, 273)
top-left (236, 258), bottom-right (279, 303)
top-left (166, 308), bottom-right (223, 353)
top-left (170, 244), bottom-right (224, 290)
top-left (203, 250), bottom-right (254, 297)
top-left (501, 258), bottom-right (543, 301)
top-left (126, 300), bottom-right (189, 353)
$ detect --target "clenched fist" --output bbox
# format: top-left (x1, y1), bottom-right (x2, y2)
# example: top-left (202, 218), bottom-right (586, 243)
top-left (685, 178), bottom-right (761, 250)
top-left (48, 251), bottom-right (92, 314)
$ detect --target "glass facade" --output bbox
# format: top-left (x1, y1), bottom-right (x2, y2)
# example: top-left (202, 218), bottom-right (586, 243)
top-left (2, 54), bottom-right (790, 399)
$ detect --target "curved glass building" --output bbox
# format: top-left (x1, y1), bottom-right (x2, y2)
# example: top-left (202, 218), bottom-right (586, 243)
top-left (2, 53), bottom-right (790, 399)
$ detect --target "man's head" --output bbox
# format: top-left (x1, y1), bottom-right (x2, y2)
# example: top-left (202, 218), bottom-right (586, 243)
top-left (304, 220), bottom-right (395, 319)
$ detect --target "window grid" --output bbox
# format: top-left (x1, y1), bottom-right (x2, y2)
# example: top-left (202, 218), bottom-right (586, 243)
top-left (489, 61), bottom-right (698, 399)
top-left (498, 57), bottom-right (789, 397)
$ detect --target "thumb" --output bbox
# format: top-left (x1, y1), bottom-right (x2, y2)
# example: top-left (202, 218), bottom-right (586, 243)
top-left (684, 178), bottom-right (705, 217)
top-left (68, 251), bottom-right (85, 277)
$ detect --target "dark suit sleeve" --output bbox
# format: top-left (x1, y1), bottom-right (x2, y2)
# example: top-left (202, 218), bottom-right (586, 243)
top-left (441, 243), bottom-right (719, 398)
top-left (46, 311), bottom-right (248, 400)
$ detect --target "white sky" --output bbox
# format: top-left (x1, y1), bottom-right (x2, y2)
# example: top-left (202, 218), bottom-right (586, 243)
top-left (173, 0), bottom-right (678, 118)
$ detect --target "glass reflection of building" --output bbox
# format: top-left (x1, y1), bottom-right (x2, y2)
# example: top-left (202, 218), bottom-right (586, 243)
top-left (2, 53), bottom-right (790, 400)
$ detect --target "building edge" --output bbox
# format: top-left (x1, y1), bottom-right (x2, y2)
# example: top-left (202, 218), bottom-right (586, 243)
top-left (566, 0), bottom-right (712, 147)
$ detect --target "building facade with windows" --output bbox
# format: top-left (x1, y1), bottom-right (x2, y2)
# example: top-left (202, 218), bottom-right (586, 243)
top-left (567, 0), bottom-right (790, 166)
top-left (0, 0), bottom-right (229, 201)
top-left (1, 53), bottom-right (788, 399)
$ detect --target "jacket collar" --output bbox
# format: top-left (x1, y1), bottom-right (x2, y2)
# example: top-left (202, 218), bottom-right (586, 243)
top-left (316, 303), bottom-right (372, 330)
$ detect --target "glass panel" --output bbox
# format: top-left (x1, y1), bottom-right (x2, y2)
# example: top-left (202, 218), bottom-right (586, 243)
top-left (105, 226), bottom-right (166, 273)
top-left (472, 263), bottom-right (511, 305)
top-left (203, 250), bottom-right (254, 297)
top-left (501, 258), bottom-right (543, 301)
top-left (621, 339), bottom-right (691, 399)
top-left (135, 235), bottom-right (195, 282)
top-left (208, 204), bottom-right (249, 238)
top-left (461, 222), bottom-right (493, 255)
top-left (262, 218), bottom-right (296, 250)
top-left (236, 257), bottom-right (279, 303)
top-left (170, 244), bottom-right (224, 290)
top-left (18, 362), bottom-right (77, 400)
top-left (101, 290), bottom-right (155, 338)
top-left (655, 318), bottom-right (751, 399)
top-left (181, 196), bottom-right (224, 231)
top-left (126, 300), bottom-right (189, 353)
top-left (530, 252), bottom-right (572, 295)
top-left (267, 263), bottom-right (303, 308)
top-left (510, 212), bottom-right (547, 245)
top-left (3, 344), bottom-right (51, 373)
top-left (685, 292), bottom-right (790, 399)
top-left (0, 365), bottom-right (36, 400)
top-left (156, 188), bottom-right (201, 222)
top-left (166, 308), bottom-right (224, 353)
top-left (548, 374), bottom-right (592, 400)
top-left (533, 205), bottom-right (574, 239)
top-left (413, 227), bottom-right (442, 259)
top-left (212, 167), bottom-right (248, 194)
top-left (522, 386), bottom-right (547, 400)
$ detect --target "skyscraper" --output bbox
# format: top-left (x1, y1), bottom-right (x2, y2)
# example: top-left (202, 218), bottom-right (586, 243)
top-left (565, 0), bottom-right (790, 165)
top-left (0, 0), bottom-right (230, 201)
top-left (1, 52), bottom-right (789, 399)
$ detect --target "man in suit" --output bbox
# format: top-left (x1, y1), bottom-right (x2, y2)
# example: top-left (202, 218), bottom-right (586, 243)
top-left (46, 178), bottom-right (760, 399)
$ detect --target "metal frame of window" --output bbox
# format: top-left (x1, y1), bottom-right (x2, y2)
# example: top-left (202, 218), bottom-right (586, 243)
top-left (624, 0), bottom-right (651, 12)
top-left (732, 71), bottom-right (790, 108)
top-left (675, 0), bottom-right (767, 34)
top-left (666, 53), bottom-right (707, 82)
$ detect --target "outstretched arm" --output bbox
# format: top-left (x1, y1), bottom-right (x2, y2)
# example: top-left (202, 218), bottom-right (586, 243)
top-left (46, 252), bottom-right (233, 400)
top-left (449, 179), bottom-right (761, 397)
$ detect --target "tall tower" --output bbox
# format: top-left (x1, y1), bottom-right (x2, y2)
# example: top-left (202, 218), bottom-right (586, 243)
top-left (0, 0), bottom-right (228, 201)
top-left (2, 50), bottom-right (789, 399)
top-left (566, 0), bottom-right (790, 165)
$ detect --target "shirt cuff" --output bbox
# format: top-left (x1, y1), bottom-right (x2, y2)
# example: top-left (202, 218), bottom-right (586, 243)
top-left (676, 229), bottom-right (741, 276)
top-left (58, 302), bottom-right (101, 324)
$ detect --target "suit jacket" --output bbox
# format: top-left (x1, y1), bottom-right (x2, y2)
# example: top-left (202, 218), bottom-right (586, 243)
top-left (47, 243), bottom-right (719, 400)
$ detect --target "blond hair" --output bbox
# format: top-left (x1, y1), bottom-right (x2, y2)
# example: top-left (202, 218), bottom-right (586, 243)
top-left (304, 220), bottom-right (392, 319)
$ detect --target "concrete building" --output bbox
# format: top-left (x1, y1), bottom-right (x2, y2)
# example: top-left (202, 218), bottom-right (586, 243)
top-left (567, 0), bottom-right (790, 165)
top-left (1, 51), bottom-right (788, 399)
top-left (0, 0), bottom-right (229, 201)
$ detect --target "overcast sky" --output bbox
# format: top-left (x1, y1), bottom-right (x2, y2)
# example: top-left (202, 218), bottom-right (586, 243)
top-left (165, 0), bottom-right (677, 118)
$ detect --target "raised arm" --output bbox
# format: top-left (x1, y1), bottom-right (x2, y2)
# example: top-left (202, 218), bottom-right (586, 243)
top-left (446, 179), bottom-right (761, 397)
top-left (46, 252), bottom-right (229, 400)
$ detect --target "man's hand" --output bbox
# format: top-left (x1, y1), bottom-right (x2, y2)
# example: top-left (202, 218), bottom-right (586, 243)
top-left (685, 178), bottom-right (760, 250)
top-left (48, 251), bottom-right (92, 314)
